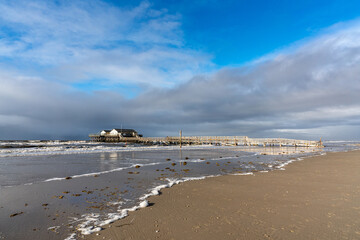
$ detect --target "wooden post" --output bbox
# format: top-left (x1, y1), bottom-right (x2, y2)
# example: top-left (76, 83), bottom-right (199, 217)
top-left (179, 130), bottom-right (182, 149)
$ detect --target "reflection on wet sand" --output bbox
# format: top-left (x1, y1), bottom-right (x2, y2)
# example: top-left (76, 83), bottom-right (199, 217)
top-left (235, 146), bottom-right (323, 155)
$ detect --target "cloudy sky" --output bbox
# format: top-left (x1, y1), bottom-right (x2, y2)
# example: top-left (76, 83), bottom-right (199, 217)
top-left (0, 0), bottom-right (360, 140)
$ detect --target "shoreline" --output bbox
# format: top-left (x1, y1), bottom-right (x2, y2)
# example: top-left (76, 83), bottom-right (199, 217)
top-left (85, 149), bottom-right (360, 240)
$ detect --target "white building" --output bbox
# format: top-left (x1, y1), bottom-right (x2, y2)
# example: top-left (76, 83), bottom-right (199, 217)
top-left (100, 130), bottom-right (111, 136)
top-left (108, 129), bottom-right (140, 137)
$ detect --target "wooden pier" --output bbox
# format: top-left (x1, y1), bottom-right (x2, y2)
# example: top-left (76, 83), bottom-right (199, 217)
top-left (89, 134), bottom-right (323, 147)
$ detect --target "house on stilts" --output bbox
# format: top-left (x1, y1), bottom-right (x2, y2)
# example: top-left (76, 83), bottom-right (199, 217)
top-left (90, 128), bottom-right (143, 142)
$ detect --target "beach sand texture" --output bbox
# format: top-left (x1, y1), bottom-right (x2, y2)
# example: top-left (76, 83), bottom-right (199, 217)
top-left (86, 150), bottom-right (360, 240)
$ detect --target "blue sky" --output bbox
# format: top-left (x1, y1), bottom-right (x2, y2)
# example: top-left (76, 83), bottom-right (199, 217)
top-left (0, 0), bottom-right (360, 140)
top-left (107, 0), bottom-right (360, 66)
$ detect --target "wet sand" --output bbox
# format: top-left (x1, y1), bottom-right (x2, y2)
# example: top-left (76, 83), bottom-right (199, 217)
top-left (86, 150), bottom-right (360, 240)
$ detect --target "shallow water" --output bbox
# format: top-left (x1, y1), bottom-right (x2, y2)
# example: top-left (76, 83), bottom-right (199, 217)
top-left (0, 141), bottom-right (358, 240)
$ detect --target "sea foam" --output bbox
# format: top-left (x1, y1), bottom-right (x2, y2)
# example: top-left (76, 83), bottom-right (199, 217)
top-left (72, 175), bottom-right (217, 238)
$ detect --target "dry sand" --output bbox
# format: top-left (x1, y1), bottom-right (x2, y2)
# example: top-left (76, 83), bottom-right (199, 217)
top-left (86, 150), bottom-right (360, 240)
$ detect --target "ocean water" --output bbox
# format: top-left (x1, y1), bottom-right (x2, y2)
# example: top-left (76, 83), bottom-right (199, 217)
top-left (0, 140), bottom-right (358, 239)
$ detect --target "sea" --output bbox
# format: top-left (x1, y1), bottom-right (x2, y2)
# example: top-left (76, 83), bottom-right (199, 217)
top-left (0, 140), bottom-right (358, 240)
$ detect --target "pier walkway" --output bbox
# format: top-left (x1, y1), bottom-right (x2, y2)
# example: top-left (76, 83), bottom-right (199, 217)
top-left (89, 134), bottom-right (323, 147)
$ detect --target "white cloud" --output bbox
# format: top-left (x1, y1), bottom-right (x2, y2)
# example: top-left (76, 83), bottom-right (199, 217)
top-left (0, 0), bottom-right (212, 87)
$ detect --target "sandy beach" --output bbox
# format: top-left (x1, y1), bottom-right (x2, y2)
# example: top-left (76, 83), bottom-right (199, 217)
top-left (86, 150), bottom-right (360, 240)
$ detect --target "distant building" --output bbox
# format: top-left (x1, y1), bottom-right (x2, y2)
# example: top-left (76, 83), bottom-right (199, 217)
top-left (89, 128), bottom-right (143, 142)
top-left (109, 129), bottom-right (140, 137)
top-left (100, 130), bottom-right (111, 136)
